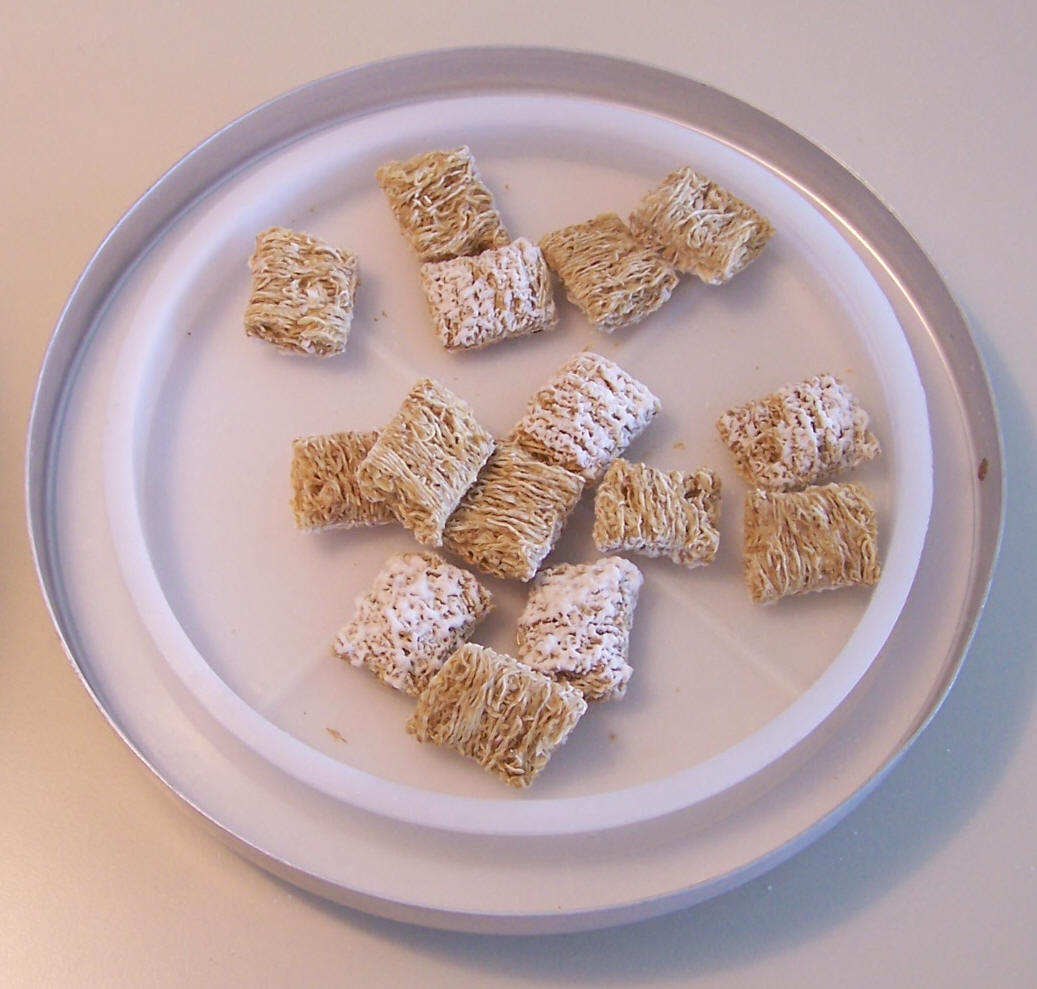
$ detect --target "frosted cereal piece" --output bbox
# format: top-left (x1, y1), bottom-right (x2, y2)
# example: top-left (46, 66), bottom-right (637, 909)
top-left (743, 483), bottom-right (881, 604)
top-left (419, 238), bottom-right (558, 351)
top-left (375, 147), bottom-right (510, 262)
top-left (539, 213), bottom-right (678, 330)
top-left (356, 378), bottom-right (495, 547)
top-left (629, 166), bottom-right (774, 285)
top-left (716, 374), bottom-right (881, 491)
top-left (407, 643), bottom-right (586, 788)
top-left (244, 226), bottom-right (358, 356)
top-left (290, 430), bottom-right (395, 531)
top-left (508, 351), bottom-right (661, 482)
top-left (442, 441), bottom-right (585, 581)
top-left (593, 459), bottom-right (721, 567)
top-left (333, 553), bottom-right (493, 695)
top-left (516, 557), bottom-right (644, 702)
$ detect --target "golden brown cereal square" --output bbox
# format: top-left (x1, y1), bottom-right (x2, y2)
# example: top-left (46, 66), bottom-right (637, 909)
top-left (539, 213), bottom-right (678, 330)
top-left (244, 226), bottom-right (358, 356)
top-left (743, 483), bottom-right (881, 604)
top-left (593, 459), bottom-right (721, 567)
top-left (406, 643), bottom-right (586, 788)
top-left (629, 166), bottom-right (774, 284)
top-left (290, 430), bottom-right (394, 531)
top-left (442, 441), bottom-right (585, 581)
top-left (375, 147), bottom-right (510, 262)
top-left (355, 378), bottom-right (495, 546)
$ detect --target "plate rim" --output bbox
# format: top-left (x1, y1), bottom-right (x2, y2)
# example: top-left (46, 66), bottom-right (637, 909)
top-left (25, 45), bottom-right (1005, 929)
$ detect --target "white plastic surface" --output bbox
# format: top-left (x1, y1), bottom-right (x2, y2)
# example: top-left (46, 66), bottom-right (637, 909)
top-left (100, 94), bottom-right (931, 835)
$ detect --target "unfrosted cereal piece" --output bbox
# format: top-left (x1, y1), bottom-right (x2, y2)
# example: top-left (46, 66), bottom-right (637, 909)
top-left (593, 459), bottom-right (721, 567)
top-left (356, 378), bottom-right (495, 546)
top-left (629, 166), bottom-right (774, 285)
top-left (290, 430), bottom-right (395, 531)
top-left (508, 351), bottom-right (660, 482)
top-left (743, 483), bottom-right (881, 604)
top-left (516, 557), bottom-right (644, 702)
top-left (244, 226), bottom-right (358, 356)
top-left (539, 213), bottom-right (678, 330)
top-left (442, 441), bottom-right (585, 581)
top-left (407, 643), bottom-right (586, 788)
top-left (716, 374), bottom-right (880, 491)
top-left (419, 238), bottom-right (558, 351)
top-left (333, 553), bottom-right (493, 695)
top-left (375, 147), bottom-right (510, 262)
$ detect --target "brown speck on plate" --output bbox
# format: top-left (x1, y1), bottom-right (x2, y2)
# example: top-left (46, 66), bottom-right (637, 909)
top-left (608, 732), bottom-right (617, 742)
top-left (672, 441), bottom-right (686, 451)
top-left (326, 727), bottom-right (347, 743)
top-left (978, 457), bottom-right (989, 481)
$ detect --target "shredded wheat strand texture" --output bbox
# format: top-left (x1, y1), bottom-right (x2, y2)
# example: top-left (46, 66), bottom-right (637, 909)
top-left (593, 459), bottom-right (722, 567)
top-left (244, 226), bottom-right (358, 356)
top-left (355, 378), bottom-right (495, 547)
top-left (743, 482), bottom-right (881, 604)
top-left (407, 643), bottom-right (587, 788)
top-left (375, 147), bottom-right (510, 263)
top-left (539, 213), bottom-right (678, 330)
top-left (629, 166), bottom-right (774, 284)
top-left (289, 431), bottom-right (395, 531)
top-left (442, 441), bottom-right (585, 581)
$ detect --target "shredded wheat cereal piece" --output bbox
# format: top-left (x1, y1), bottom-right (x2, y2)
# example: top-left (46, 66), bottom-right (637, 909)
top-left (419, 238), bottom-right (558, 350)
top-left (743, 483), bottom-right (881, 604)
top-left (516, 557), bottom-right (643, 702)
top-left (407, 643), bottom-right (586, 788)
top-left (332, 553), bottom-right (493, 695)
top-left (508, 351), bottom-right (661, 482)
top-left (290, 430), bottom-right (394, 531)
top-left (593, 459), bottom-right (721, 567)
top-left (539, 213), bottom-right (678, 330)
top-left (442, 440), bottom-right (585, 581)
top-left (244, 226), bottom-right (358, 356)
top-left (375, 147), bottom-right (510, 262)
top-left (356, 378), bottom-right (495, 546)
top-left (629, 166), bottom-right (774, 285)
top-left (716, 374), bottom-right (880, 491)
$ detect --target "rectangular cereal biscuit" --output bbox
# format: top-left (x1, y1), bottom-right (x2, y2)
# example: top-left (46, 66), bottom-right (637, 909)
top-left (508, 351), bottom-right (661, 482)
top-left (743, 483), bottom-right (881, 604)
top-left (442, 440), bottom-right (585, 581)
top-left (290, 430), bottom-right (395, 531)
top-left (333, 553), bottom-right (493, 695)
top-left (516, 557), bottom-right (643, 702)
top-left (716, 373), bottom-right (880, 491)
top-left (419, 238), bottom-right (558, 350)
top-left (539, 213), bottom-right (678, 330)
top-left (375, 147), bottom-right (510, 262)
top-left (406, 643), bottom-right (587, 788)
top-left (629, 166), bottom-right (774, 285)
top-left (593, 459), bottom-right (721, 567)
top-left (244, 226), bottom-right (358, 356)
top-left (356, 378), bottom-right (495, 546)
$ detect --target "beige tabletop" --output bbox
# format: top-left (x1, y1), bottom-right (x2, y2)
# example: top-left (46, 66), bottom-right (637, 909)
top-left (4, 1), bottom-right (1035, 984)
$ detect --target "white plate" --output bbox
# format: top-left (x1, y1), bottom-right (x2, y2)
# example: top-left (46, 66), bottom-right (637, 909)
top-left (102, 91), bottom-right (930, 835)
top-left (29, 49), bottom-right (999, 930)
